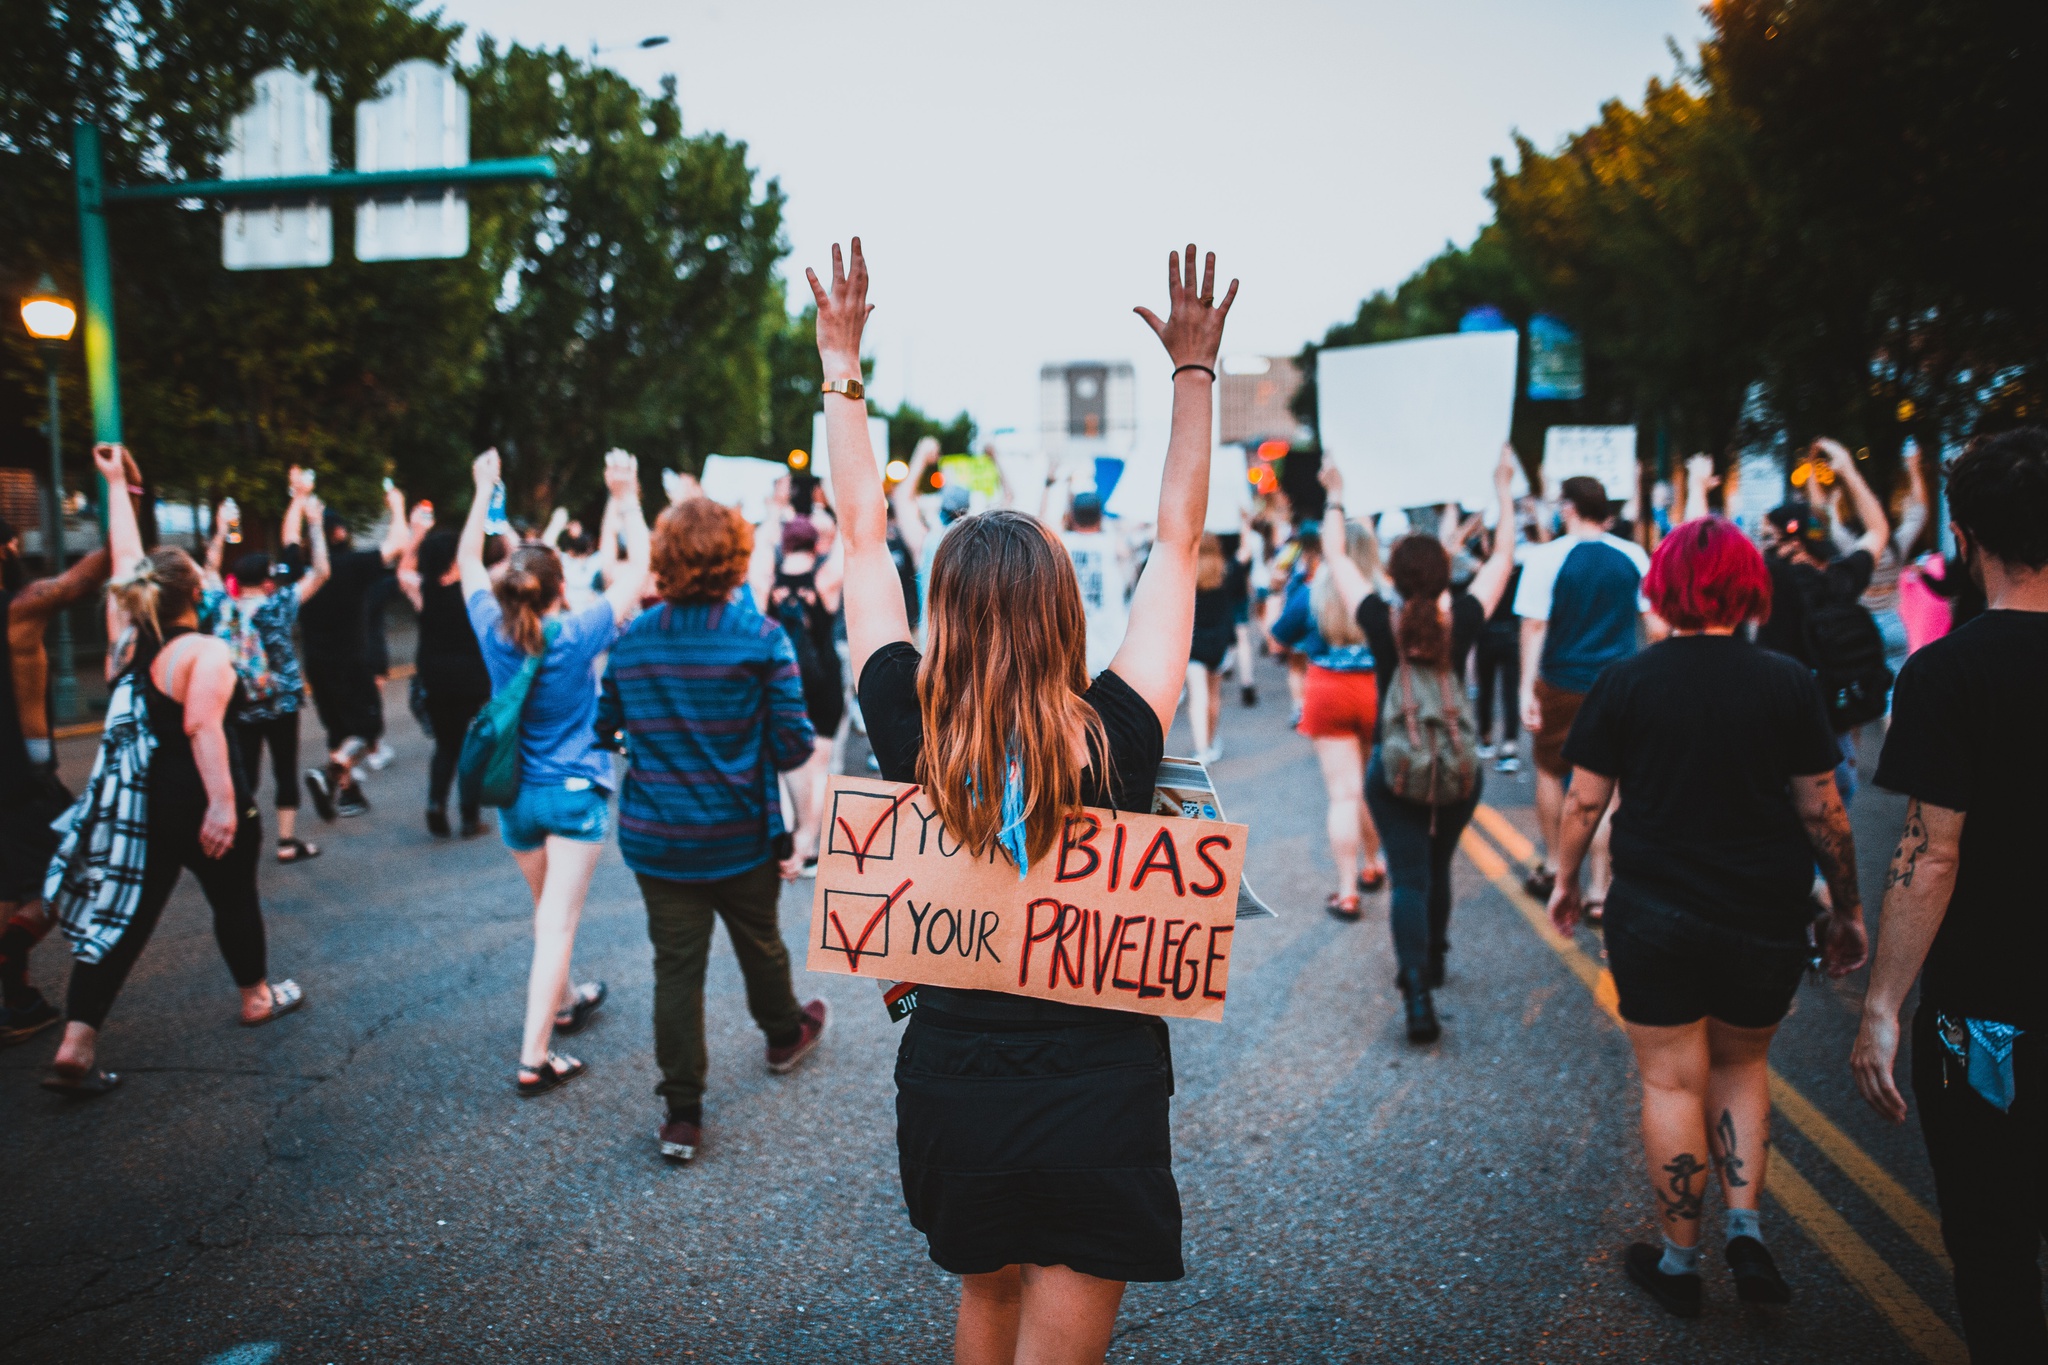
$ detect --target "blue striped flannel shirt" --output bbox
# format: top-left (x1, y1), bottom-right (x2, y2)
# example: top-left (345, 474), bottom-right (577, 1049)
top-left (596, 594), bottom-right (816, 882)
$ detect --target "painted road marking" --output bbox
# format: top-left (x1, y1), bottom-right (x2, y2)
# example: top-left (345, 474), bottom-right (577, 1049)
top-left (1458, 824), bottom-right (1964, 1365)
top-left (1469, 804), bottom-right (1950, 1268)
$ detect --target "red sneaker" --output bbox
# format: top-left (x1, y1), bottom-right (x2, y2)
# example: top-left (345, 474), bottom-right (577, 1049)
top-left (659, 1116), bottom-right (701, 1164)
top-left (767, 999), bottom-right (829, 1075)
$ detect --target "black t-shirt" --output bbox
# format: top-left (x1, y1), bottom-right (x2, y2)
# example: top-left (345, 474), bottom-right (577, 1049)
top-left (1356, 592), bottom-right (1487, 696)
top-left (1757, 548), bottom-right (1874, 666)
top-left (858, 640), bottom-right (1164, 1024)
top-left (415, 578), bottom-right (491, 700)
top-left (1873, 609), bottom-right (2048, 1030)
top-left (299, 548), bottom-right (392, 666)
top-left (1562, 634), bottom-right (1840, 937)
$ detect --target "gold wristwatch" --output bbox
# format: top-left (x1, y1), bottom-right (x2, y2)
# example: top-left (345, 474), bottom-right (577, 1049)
top-left (821, 378), bottom-right (864, 400)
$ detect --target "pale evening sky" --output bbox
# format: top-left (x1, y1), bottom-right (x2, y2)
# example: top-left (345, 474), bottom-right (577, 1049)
top-left (438, 0), bottom-right (1708, 459)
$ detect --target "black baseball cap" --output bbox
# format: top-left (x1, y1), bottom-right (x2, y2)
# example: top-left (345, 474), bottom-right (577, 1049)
top-left (1767, 502), bottom-right (1833, 555)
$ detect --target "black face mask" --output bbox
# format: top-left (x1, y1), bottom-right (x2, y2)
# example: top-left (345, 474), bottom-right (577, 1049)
top-left (1, 549), bottom-right (25, 593)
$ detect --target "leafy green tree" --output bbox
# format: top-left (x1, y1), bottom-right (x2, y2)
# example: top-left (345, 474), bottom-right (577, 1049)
top-left (1, 0), bottom-right (484, 530)
top-left (466, 42), bottom-right (790, 522)
top-left (881, 401), bottom-right (975, 464)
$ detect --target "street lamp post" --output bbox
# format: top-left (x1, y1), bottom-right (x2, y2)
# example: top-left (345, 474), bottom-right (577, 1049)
top-left (20, 275), bottom-right (81, 724)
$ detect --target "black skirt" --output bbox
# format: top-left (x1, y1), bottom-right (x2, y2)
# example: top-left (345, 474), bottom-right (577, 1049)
top-left (895, 990), bottom-right (1184, 1282)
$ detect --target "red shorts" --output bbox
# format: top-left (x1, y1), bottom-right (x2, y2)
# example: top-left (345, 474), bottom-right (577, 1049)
top-left (1298, 666), bottom-right (1378, 743)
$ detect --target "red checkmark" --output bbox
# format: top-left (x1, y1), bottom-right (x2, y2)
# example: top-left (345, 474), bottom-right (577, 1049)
top-left (834, 785), bottom-right (920, 874)
top-left (828, 878), bottom-right (913, 973)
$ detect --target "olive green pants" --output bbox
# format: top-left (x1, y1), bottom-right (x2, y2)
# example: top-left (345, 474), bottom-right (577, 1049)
top-left (636, 863), bottom-right (804, 1111)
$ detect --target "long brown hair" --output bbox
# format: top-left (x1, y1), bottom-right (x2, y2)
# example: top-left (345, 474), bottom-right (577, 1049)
top-left (495, 545), bottom-right (565, 655)
top-left (919, 510), bottom-right (1109, 865)
top-left (1313, 518), bottom-right (1381, 646)
top-left (111, 547), bottom-right (204, 644)
top-left (1195, 533), bottom-right (1227, 592)
top-left (1386, 535), bottom-right (1452, 666)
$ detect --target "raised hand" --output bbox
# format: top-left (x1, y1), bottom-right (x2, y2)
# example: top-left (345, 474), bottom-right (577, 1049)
top-left (1318, 461), bottom-right (1346, 502)
top-left (472, 448), bottom-right (501, 490)
top-left (409, 502), bottom-right (436, 535)
top-left (1134, 244), bottom-right (1238, 370)
top-left (93, 442), bottom-right (131, 488)
top-left (288, 464), bottom-right (315, 500)
top-left (806, 238), bottom-right (874, 379)
top-left (1494, 444), bottom-right (1519, 497)
top-left (604, 449), bottom-right (639, 502)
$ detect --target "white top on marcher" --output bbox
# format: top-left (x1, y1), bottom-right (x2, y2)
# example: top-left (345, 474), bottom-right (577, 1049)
top-left (1061, 527), bottom-right (1133, 677)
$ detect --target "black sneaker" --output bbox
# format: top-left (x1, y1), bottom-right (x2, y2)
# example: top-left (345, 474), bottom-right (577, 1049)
top-left (426, 805), bottom-right (451, 838)
top-left (304, 767), bottom-right (338, 822)
top-left (0, 994), bottom-right (61, 1046)
top-left (1625, 1242), bottom-right (1703, 1318)
top-left (336, 783), bottom-right (370, 819)
top-left (458, 813), bottom-right (484, 838)
top-left (659, 1115), bottom-right (701, 1164)
top-left (1725, 1235), bottom-right (1791, 1304)
top-left (1398, 968), bottom-right (1440, 1044)
top-left (1240, 684), bottom-right (1257, 708)
top-left (1522, 866), bottom-right (1556, 902)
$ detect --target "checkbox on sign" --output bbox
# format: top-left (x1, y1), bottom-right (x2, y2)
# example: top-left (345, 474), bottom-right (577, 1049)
top-left (822, 888), bottom-right (896, 969)
top-left (828, 788), bottom-right (907, 867)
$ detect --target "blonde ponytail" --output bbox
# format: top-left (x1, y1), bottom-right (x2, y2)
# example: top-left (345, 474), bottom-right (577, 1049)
top-left (110, 547), bottom-right (205, 645)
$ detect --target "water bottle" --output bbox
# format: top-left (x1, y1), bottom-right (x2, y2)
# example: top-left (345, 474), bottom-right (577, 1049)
top-left (485, 479), bottom-right (511, 536)
top-left (221, 497), bottom-right (242, 544)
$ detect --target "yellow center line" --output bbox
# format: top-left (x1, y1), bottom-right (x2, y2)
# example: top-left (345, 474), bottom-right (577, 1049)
top-left (1458, 823), bottom-right (1964, 1364)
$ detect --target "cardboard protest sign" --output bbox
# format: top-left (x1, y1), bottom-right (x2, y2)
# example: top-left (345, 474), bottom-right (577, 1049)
top-left (805, 777), bottom-right (1248, 1022)
top-left (1316, 331), bottom-right (1519, 515)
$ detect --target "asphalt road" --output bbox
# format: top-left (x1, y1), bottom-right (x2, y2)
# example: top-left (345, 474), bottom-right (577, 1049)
top-left (1, 651), bottom-right (1974, 1364)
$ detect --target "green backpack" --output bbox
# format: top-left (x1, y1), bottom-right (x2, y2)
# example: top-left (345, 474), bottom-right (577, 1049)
top-left (1378, 659), bottom-right (1480, 807)
top-left (457, 620), bottom-right (561, 810)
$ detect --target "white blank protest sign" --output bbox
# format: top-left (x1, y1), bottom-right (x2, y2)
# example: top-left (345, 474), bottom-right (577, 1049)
top-left (810, 412), bottom-right (890, 506)
top-left (1206, 443), bottom-right (1250, 532)
top-left (222, 68), bottom-right (333, 271)
top-left (1316, 331), bottom-right (1519, 514)
top-left (699, 455), bottom-right (786, 523)
top-left (1543, 425), bottom-right (1640, 517)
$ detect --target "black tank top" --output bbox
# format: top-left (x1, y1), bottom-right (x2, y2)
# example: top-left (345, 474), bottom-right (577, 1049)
top-left (772, 567), bottom-right (842, 688)
top-left (137, 626), bottom-right (251, 812)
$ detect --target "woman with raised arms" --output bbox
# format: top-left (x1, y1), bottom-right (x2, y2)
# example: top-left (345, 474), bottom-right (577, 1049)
top-left (810, 238), bottom-right (1234, 1364)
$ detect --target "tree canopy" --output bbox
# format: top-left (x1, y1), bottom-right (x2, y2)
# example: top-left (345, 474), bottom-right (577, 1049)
top-left (1, 1), bottom-right (855, 534)
top-left (1296, 0), bottom-right (2046, 487)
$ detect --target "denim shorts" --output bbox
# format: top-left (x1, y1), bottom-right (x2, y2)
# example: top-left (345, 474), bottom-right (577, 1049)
top-left (500, 780), bottom-right (612, 852)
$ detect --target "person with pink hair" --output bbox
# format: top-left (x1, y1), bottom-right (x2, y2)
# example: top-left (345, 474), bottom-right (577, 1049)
top-left (1547, 517), bottom-right (1868, 1317)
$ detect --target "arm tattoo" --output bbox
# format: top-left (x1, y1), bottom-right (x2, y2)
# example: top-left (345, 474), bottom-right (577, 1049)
top-left (1804, 784), bottom-right (1861, 912)
top-left (1710, 1109), bottom-right (1750, 1189)
top-left (1886, 800), bottom-right (1929, 890)
top-left (1657, 1152), bottom-right (1708, 1223)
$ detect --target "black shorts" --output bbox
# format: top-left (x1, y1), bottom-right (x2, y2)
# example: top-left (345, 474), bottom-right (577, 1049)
top-left (801, 673), bottom-right (845, 741)
top-left (1189, 627), bottom-right (1233, 670)
top-left (1603, 879), bottom-right (1811, 1029)
top-left (0, 769), bottom-right (72, 903)
top-left (895, 1003), bottom-right (1183, 1282)
top-left (302, 658), bottom-right (383, 751)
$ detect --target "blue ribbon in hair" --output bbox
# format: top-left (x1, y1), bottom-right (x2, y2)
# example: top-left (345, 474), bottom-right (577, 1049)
top-left (969, 744), bottom-right (1032, 881)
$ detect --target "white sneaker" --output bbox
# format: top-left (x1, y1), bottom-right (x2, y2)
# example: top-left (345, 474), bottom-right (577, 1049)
top-left (1477, 742), bottom-right (1497, 759)
top-left (365, 740), bottom-right (394, 772)
top-left (1201, 740), bottom-right (1224, 765)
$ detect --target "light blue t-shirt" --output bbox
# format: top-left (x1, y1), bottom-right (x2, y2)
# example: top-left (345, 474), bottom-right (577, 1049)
top-left (468, 590), bottom-right (619, 791)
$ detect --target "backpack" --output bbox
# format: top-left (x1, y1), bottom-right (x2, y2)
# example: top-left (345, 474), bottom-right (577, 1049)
top-left (1378, 659), bottom-right (1480, 806)
top-left (457, 620), bottom-right (561, 810)
top-left (1795, 572), bottom-right (1893, 731)
top-left (771, 585), bottom-right (832, 696)
top-left (206, 591), bottom-right (284, 703)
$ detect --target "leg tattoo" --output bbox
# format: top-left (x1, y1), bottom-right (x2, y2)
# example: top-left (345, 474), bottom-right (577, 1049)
top-left (1710, 1108), bottom-right (1750, 1189)
top-left (1657, 1152), bottom-right (1709, 1224)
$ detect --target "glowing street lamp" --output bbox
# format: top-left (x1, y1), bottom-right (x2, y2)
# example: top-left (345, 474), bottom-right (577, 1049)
top-left (19, 274), bottom-right (81, 722)
top-left (20, 282), bottom-right (77, 342)
top-left (788, 448), bottom-right (810, 470)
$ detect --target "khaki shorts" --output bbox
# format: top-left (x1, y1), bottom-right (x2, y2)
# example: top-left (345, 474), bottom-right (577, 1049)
top-left (1531, 676), bottom-right (1586, 778)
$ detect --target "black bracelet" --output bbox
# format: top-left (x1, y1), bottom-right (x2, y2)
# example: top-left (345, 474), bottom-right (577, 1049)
top-left (1173, 363), bottom-right (1217, 382)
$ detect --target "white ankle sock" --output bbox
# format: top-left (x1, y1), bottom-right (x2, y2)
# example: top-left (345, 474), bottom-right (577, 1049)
top-left (1725, 1208), bottom-right (1762, 1244)
top-left (1658, 1236), bottom-right (1702, 1276)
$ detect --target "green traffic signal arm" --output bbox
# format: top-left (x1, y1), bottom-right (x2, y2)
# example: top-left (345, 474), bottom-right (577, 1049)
top-left (103, 155), bottom-right (555, 202)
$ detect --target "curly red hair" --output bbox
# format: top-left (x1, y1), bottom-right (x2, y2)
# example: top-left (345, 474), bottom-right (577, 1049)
top-left (652, 497), bottom-right (755, 604)
top-left (1644, 516), bottom-right (1772, 631)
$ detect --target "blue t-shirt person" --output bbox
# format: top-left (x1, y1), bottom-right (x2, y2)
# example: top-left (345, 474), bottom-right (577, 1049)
top-left (1513, 531), bottom-right (1651, 693)
top-left (468, 591), bottom-right (619, 790)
